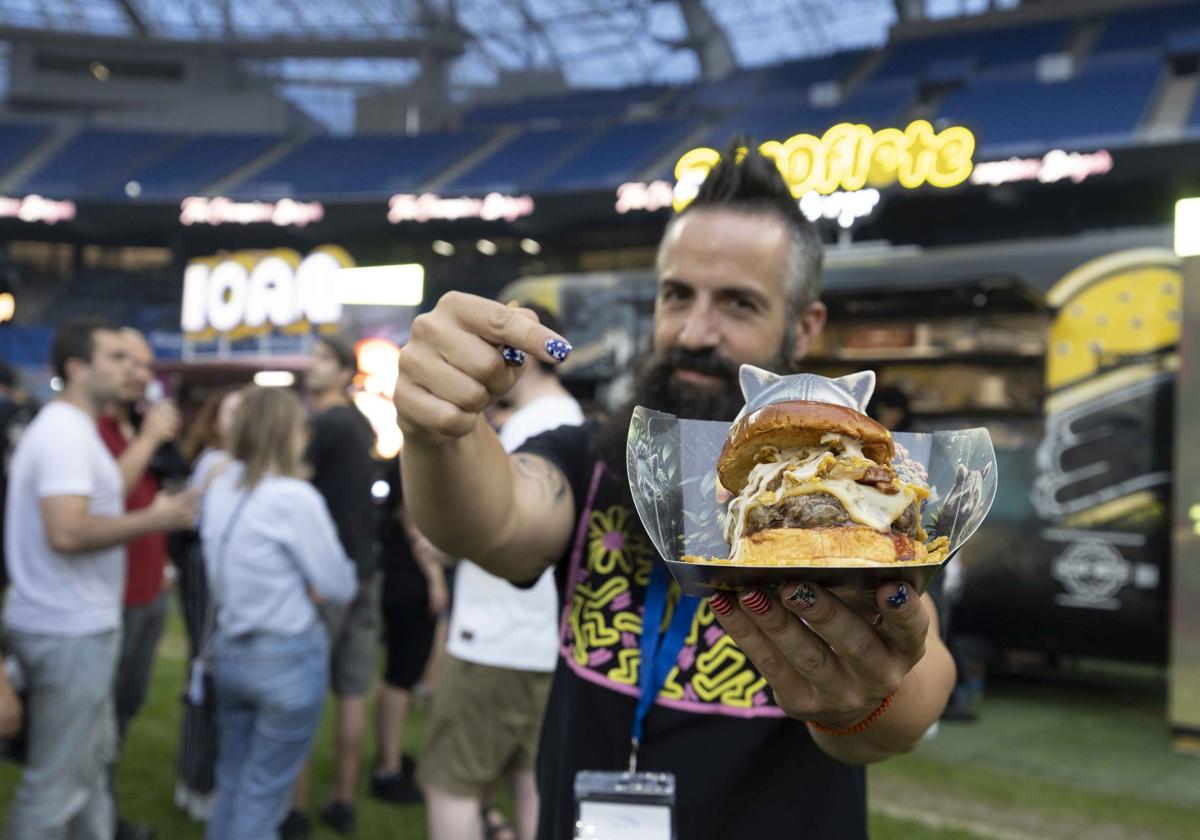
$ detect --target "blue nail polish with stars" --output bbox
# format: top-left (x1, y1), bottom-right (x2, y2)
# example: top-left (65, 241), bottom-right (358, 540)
top-left (544, 338), bottom-right (572, 362)
top-left (501, 346), bottom-right (526, 366)
top-left (886, 583), bottom-right (909, 608)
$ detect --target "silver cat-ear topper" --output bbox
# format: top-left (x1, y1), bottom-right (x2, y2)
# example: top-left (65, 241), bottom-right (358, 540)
top-left (734, 365), bottom-right (876, 422)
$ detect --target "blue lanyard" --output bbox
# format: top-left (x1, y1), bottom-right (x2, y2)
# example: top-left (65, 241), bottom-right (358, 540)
top-left (630, 560), bottom-right (700, 772)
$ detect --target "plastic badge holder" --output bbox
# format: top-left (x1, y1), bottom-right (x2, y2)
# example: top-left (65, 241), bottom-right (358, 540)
top-left (627, 366), bottom-right (997, 600)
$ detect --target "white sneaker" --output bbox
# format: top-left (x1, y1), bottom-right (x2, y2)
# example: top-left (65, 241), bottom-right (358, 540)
top-left (187, 791), bottom-right (214, 822)
top-left (174, 782), bottom-right (191, 811)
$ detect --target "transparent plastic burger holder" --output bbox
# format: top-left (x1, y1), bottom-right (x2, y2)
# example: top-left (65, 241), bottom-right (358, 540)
top-left (626, 366), bottom-right (997, 608)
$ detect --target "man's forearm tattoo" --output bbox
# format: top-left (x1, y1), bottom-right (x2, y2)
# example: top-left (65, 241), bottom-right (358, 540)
top-left (512, 454), bottom-right (569, 505)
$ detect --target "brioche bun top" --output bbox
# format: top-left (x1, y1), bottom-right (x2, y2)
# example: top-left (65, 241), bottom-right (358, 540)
top-left (718, 400), bottom-right (895, 493)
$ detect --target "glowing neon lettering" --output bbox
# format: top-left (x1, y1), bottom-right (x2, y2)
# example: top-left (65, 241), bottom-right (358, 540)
top-left (673, 120), bottom-right (976, 209)
top-left (181, 246), bottom-right (354, 336)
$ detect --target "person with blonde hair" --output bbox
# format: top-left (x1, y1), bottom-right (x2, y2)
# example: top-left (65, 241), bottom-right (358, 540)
top-left (200, 386), bottom-right (356, 840)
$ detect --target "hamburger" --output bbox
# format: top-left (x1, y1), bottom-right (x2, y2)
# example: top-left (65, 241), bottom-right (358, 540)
top-left (704, 400), bottom-right (949, 567)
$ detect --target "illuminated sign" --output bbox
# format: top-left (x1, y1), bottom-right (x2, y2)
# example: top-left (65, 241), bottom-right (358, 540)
top-left (1177, 198), bottom-right (1200, 258)
top-left (179, 196), bottom-right (325, 228)
top-left (180, 245), bottom-right (354, 336)
top-left (800, 189), bottom-right (881, 229)
top-left (970, 149), bottom-right (1113, 187)
top-left (0, 194), bottom-right (76, 225)
top-left (615, 180), bottom-right (675, 214)
top-left (387, 192), bottom-right (535, 224)
top-left (614, 180), bottom-right (881, 229)
top-left (674, 120), bottom-right (975, 210)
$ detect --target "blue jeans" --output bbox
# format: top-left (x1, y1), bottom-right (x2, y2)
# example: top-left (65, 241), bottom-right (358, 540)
top-left (4, 628), bottom-right (120, 840)
top-left (206, 623), bottom-right (328, 840)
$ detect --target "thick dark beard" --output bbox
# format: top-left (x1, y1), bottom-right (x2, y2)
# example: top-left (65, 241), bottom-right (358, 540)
top-left (593, 344), bottom-right (798, 474)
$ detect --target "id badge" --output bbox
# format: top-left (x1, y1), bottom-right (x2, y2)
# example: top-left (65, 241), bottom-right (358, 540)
top-left (573, 770), bottom-right (675, 840)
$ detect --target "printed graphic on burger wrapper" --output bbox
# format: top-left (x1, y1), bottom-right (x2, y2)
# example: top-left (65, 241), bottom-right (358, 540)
top-left (627, 366), bottom-right (998, 597)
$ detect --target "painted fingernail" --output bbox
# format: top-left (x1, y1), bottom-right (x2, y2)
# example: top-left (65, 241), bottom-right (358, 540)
top-left (708, 592), bottom-right (734, 616)
top-left (501, 345), bottom-right (526, 366)
top-left (785, 583), bottom-right (816, 610)
top-left (886, 583), bottom-right (909, 608)
top-left (740, 588), bottom-right (771, 616)
top-left (544, 338), bottom-right (572, 362)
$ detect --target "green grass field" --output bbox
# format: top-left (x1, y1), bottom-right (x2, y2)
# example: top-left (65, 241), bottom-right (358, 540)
top-left (1, 606), bottom-right (1197, 839)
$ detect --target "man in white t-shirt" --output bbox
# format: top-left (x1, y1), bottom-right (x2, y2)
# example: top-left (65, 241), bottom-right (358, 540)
top-left (419, 304), bottom-right (584, 840)
top-left (3, 317), bottom-right (195, 840)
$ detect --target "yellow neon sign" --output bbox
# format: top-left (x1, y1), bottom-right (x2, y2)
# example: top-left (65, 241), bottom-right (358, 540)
top-left (673, 120), bottom-right (975, 210)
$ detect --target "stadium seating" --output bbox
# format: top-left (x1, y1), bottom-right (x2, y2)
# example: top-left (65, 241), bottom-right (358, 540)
top-left (233, 130), bottom-right (488, 197)
top-left (937, 51), bottom-right (1164, 153)
top-left (1093, 1), bottom-right (1200, 54)
top-left (463, 85), bottom-right (666, 125)
top-left (706, 78), bottom-right (918, 148)
top-left (0, 122), bottom-right (51, 184)
top-left (873, 19), bottom-right (1072, 80)
top-left (119, 134), bottom-right (282, 198)
top-left (21, 129), bottom-right (178, 197)
top-left (538, 118), bottom-right (699, 191)
top-left (0, 4), bottom-right (1190, 201)
top-left (444, 126), bottom-right (592, 194)
top-left (758, 50), bottom-right (869, 92)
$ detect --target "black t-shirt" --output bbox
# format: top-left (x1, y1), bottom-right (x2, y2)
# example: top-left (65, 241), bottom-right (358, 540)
top-left (519, 423), bottom-right (868, 840)
top-left (307, 404), bottom-right (379, 578)
top-left (377, 457), bottom-right (428, 606)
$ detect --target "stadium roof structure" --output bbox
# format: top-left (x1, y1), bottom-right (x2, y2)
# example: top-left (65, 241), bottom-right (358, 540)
top-left (0, 0), bottom-right (1012, 90)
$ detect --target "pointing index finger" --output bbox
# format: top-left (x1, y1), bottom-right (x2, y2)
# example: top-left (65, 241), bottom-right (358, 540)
top-left (449, 296), bottom-right (572, 364)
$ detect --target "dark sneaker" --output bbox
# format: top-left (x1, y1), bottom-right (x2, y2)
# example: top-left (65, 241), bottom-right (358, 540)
top-left (400, 752), bottom-right (419, 782)
top-left (319, 800), bottom-right (357, 834)
top-left (278, 809), bottom-right (312, 840)
top-left (370, 769), bottom-right (424, 805)
top-left (115, 820), bottom-right (156, 840)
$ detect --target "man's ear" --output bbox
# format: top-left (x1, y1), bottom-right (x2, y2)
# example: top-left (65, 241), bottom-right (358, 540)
top-left (790, 301), bottom-right (827, 363)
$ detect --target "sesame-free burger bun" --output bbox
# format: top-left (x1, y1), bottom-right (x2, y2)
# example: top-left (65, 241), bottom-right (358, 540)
top-left (718, 400), bottom-right (895, 494)
top-left (729, 526), bottom-right (947, 567)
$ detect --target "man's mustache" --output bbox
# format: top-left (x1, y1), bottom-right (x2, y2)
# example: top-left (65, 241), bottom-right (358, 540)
top-left (660, 348), bottom-right (739, 382)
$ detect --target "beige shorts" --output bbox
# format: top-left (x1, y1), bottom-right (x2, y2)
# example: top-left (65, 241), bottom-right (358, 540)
top-left (418, 654), bottom-right (553, 797)
top-left (317, 575), bottom-right (380, 697)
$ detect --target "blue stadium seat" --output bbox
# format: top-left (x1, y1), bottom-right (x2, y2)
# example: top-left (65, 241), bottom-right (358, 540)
top-left (0, 123), bottom-right (50, 183)
top-left (538, 118), bottom-right (699, 191)
top-left (233, 131), bottom-right (488, 197)
top-left (21, 129), bottom-right (179, 197)
top-left (707, 78), bottom-right (918, 148)
top-left (120, 134), bottom-right (281, 198)
top-left (758, 50), bottom-right (869, 91)
top-left (464, 86), bottom-right (665, 125)
top-left (444, 126), bottom-right (591, 194)
top-left (1094, 1), bottom-right (1200, 54)
top-left (873, 20), bottom-right (1071, 80)
top-left (937, 52), bottom-right (1164, 153)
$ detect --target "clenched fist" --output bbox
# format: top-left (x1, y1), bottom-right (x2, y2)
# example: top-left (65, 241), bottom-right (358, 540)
top-left (394, 292), bottom-right (571, 444)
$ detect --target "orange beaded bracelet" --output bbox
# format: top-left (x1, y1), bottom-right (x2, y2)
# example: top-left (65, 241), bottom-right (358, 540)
top-left (807, 693), bottom-right (896, 736)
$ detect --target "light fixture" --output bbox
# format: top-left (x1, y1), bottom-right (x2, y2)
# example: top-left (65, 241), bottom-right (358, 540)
top-left (432, 240), bottom-right (455, 257)
top-left (253, 370), bottom-right (296, 387)
top-left (124, 181), bottom-right (141, 198)
top-left (50, 376), bottom-right (63, 392)
top-left (335, 264), bottom-right (424, 307)
top-left (477, 239), bottom-right (497, 256)
top-left (0, 292), bottom-right (14, 323)
top-left (1176, 198), bottom-right (1200, 258)
top-left (90, 61), bottom-right (110, 81)
top-left (520, 238), bottom-right (541, 255)
top-left (371, 479), bottom-right (390, 500)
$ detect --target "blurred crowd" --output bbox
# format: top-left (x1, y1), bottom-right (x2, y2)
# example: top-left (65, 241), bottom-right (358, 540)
top-left (0, 310), bottom-right (583, 840)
